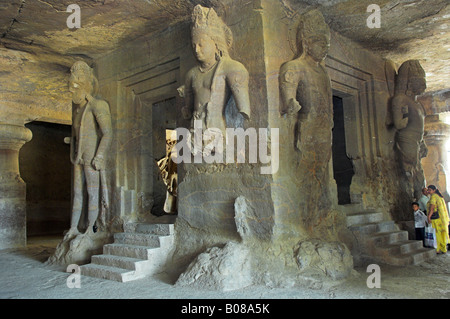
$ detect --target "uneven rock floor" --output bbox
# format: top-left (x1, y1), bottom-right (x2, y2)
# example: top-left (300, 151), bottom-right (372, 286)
top-left (0, 236), bottom-right (449, 300)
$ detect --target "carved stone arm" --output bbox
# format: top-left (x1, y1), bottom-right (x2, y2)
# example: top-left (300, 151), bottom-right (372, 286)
top-left (181, 73), bottom-right (194, 120)
top-left (279, 63), bottom-right (301, 115)
top-left (227, 66), bottom-right (250, 120)
top-left (392, 100), bottom-right (409, 130)
top-left (93, 100), bottom-right (112, 160)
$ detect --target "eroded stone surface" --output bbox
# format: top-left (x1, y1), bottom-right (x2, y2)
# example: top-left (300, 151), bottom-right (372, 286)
top-left (294, 239), bottom-right (354, 280)
top-left (46, 231), bottom-right (111, 266)
top-left (175, 241), bottom-right (253, 291)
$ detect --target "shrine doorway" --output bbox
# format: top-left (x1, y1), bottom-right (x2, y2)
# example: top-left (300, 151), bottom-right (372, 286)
top-left (332, 95), bottom-right (355, 205)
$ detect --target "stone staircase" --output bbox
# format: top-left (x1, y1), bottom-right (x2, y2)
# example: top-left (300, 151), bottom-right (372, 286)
top-left (347, 211), bottom-right (435, 266)
top-left (81, 222), bottom-right (175, 282)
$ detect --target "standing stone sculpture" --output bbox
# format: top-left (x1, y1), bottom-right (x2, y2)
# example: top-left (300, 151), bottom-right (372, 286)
top-left (67, 61), bottom-right (112, 236)
top-left (279, 9), bottom-right (333, 226)
top-left (47, 61), bottom-right (113, 266)
top-left (180, 4), bottom-right (251, 152)
top-left (391, 60), bottom-right (427, 200)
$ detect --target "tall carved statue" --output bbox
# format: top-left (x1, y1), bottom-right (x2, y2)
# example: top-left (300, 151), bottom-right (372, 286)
top-left (67, 61), bottom-right (112, 236)
top-left (392, 60), bottom-right (427, 199)
top-left (279, 9), bottom-right (333, 226)
top-left (181, 4), bottom-right (251, 139)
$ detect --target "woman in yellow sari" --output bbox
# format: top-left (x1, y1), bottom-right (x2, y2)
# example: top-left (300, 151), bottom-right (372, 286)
top-left (426, 185), bottom-right (450, 254)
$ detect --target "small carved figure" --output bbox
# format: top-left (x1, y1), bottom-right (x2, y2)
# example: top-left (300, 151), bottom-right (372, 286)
top-left (279, 9), bottom-right (333, 226)
top-left (157, 133), bottom-right (178, 214)
top-left (67, 61), bottom-right (112, 236)
top-left (181, 4), bottom-right (250, 137)
top-left (391, 60), bottom-right (427, 199)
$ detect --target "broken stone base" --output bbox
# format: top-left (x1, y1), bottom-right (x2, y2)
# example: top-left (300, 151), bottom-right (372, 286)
top-left (294, 239), bottom-right (354, 280)
top-left (46, 230), bottom-right (112, 266)
top-left (175, 241), bottom-right (253, 292)
top-left (175, 238), bottom-right (356, 292)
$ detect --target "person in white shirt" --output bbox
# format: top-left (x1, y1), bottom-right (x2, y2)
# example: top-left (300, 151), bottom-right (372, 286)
top-left (412, 201), bottom-right (427, 247)
top-left (417, 187), bottom-right (429, 213)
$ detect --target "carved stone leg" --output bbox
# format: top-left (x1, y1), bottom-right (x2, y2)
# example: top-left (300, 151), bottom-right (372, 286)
top-left (84, 164), bottom-right (100, 233)
top-left (68, 164), bottom-right (84, 236)
top-left (0, 124), bottom-right (32, 249)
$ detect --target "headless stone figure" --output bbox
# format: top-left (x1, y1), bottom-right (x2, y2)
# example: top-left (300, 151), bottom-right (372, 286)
top-left (392, 60), bottom-right (427, 200)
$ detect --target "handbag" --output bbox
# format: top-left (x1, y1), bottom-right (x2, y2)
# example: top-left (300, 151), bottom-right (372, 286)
top-left (424, 224), bottom-right (437, 248)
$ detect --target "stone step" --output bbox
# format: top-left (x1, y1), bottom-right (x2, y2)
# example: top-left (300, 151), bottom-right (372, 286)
top-left (348, 220), bottom-right (397, 235)
top-left (91, 254), bottom-right (143, 271)
top-left (380, 248), bottom-right (436, 266)
top-left (124, 222), bottom-right (174, 236)
top-left (346, 210), bottom-right (436, 266)
top-left (114, 232), bottom-right (160, 247)
top-left (367, 230), bottom-right (409, 246)
top-left (374, 240), bottom-right (424, 256)
top-left (103, 243), bottom-right (161, 259)
top-left (91, 253), bottom-right (166, 274)
top-left (81, 263), bottom-right (145, 282)
top-left (346, 211), bottom-right (384, 227)
top-left (82, 222), bottom-right (176, 283)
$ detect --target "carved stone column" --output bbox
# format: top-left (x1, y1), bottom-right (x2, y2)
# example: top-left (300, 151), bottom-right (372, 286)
top-left (0, 123), bottom-right (32, 249)
top-left (423, 115), bottom-right (450, 202)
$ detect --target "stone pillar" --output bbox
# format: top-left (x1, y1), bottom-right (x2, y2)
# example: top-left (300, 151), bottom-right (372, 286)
top-left (423, 115), bottom-right (450, 202)
top-left (0, 123), bottom-right (32, 249)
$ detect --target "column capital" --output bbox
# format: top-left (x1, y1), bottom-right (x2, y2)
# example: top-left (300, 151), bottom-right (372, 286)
top-left (423, 116), bottom-right (450, 146)
top-left (0, 123), bottom-right (33, 151)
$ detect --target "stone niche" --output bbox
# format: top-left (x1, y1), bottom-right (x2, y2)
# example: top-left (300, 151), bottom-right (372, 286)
top-left (94, 0), bottom-right (412, 287)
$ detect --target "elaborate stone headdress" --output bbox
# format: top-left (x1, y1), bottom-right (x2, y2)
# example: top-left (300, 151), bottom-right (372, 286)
top-left (394, 60), bottom-right (426, 95)
top-left (191, 4), bottom-right (233, 58)
top-left (69, 61), bottom-right (98, 95)
top-left (296, 9), bottom-right (330, 55)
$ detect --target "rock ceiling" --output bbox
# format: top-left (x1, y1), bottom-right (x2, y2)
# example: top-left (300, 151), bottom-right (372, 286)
top-left (0, 0), bottom-right (448, 124)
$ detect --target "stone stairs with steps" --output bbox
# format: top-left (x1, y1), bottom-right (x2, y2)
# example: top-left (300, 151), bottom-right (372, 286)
top-left (347, 211), bottom-right (436, 266)
top-left (81, 222), bottom-right (175, 282)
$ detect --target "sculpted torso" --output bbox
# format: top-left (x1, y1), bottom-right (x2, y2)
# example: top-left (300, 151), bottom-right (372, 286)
top-left (186, 63), bottom-right (218, 125)
top-left (280, 57), bottom-right (333, 150)
top-left (184, 58), bottom-right (250, 133)
top-left (393, 94), bottom-right (425, 141)
top-left (182, 13), bottom-right (250, 133)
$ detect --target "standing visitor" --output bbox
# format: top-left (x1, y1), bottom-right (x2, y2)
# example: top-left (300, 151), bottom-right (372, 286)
top-left (412, 202), bottom-right (427, 247)
top-left (417, 187), bottom-right (429, 214)
top-left (426, 185), bottom-right (450, 254)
